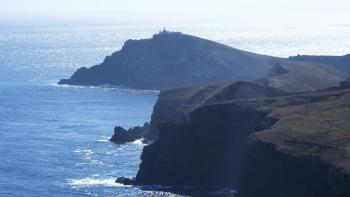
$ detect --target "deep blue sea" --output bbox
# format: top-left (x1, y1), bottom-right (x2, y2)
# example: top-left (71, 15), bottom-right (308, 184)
top-left (0, 24), bottom-right (349, 196)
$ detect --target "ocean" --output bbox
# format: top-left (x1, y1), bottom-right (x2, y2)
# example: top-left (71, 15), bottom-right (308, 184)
top-left (0, 23), bottom-right (349, 196)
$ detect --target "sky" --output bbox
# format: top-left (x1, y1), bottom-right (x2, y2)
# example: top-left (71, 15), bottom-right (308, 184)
top-left (1, 0), bottom-right (350, 25)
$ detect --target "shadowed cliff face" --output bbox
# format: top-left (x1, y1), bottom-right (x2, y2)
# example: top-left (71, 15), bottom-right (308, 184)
top-left (59, 31), bottom-right (280, 90)
top-left (136, 104), bottom-right (273, 187)
top-left (239, 92), bottom-right (350, 197)
top-left (134, 84), bottom-right (350, 197)
top-left (239, 142), bottom-right (342, 197)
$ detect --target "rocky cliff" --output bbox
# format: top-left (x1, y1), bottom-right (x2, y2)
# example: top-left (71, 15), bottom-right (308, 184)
top-left (239, 88), bottom-right (350, 197)
top-left (58, 31), bottom-right (280, 90)
top-left (124, 83), bottom-right (350, 197)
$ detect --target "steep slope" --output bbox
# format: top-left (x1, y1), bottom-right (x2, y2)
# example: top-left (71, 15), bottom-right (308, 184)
top-left (58, 31), bottom-right (280, 90)
top-left (289, 54), bottom-right (350, 74)
top-left (123, 83), bottom-right (350, 197)
top-left (259, 60), bottom-right (348, 92)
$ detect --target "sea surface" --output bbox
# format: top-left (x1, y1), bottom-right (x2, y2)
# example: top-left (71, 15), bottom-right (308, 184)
top-left (0, 23), bottom-right (349, 196)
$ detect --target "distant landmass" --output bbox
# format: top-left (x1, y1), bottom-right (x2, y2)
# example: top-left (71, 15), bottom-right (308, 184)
top-left (59, 31), bottom-right (349, 91)
top-left (59, 30), bottom-right (280, 90)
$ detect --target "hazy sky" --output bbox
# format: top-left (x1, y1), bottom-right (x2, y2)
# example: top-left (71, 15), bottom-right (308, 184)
top-left (2, 0), bottom-right (350, 25)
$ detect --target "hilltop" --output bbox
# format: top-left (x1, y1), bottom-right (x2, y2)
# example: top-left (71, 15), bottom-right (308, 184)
top-left (59, 30), bottom-right (280, 90)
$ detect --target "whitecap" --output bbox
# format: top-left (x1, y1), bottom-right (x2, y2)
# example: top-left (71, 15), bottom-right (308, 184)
top-left (74, 149), bottom-right (82, 153)
top-left (51, 82), bottom-right (159, 95)
top-left (66, 177), bottom-right (123, 187)
top-left (132, 138), bottom-right (145, 145)
top-left (97, 136), bottom-right (110, 142)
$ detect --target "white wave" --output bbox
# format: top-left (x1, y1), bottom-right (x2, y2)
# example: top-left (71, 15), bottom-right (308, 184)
top-left (97, 136), bottom-right (110, 142)
top-left (132, 138), bottom-right (145, 145)
top-left (74, 149), bottom-right (94, 153)
top-left (73, 149), bottom-right (82, 153)
top-left (66, 177), bottom-right (123, 187)
top-left (51, 83), bottom-right (159, 94)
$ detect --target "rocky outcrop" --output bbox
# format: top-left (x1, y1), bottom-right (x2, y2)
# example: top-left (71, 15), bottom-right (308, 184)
top-left (126, 83), bottom-right (350, 197)
top-left (58, 31), bottom-right (280, 90)
top-left (115, 177), bottom-right (136, 185)
top-left (109, 123), bottom-right (150, 143)
top-left (258, 60), bottom-right (348, 93)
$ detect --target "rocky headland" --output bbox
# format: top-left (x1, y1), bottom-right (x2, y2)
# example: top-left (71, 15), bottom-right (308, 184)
top-left (117, 82), bottom-right (350, 197)
top-left (58, 30), bottom-right (280, 90)
top-left (58, 30), bottom-right (349, 145)
top-left (59, 31), bottom-right (349, 91)
top-left (60, 31), bottom-right (350, 196)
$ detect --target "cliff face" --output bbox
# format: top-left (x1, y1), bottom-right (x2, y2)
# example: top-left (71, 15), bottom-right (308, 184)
top-left (239, 91), bottom-right (350, 197)
top-left (239, 142), bottom-right (348, 197)
top-left (136, 103), bottom-right (272, 187)
top-left (133, 83), bottom-right (350, 196)
top-left (59, 31), bottom-right (280, 90)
